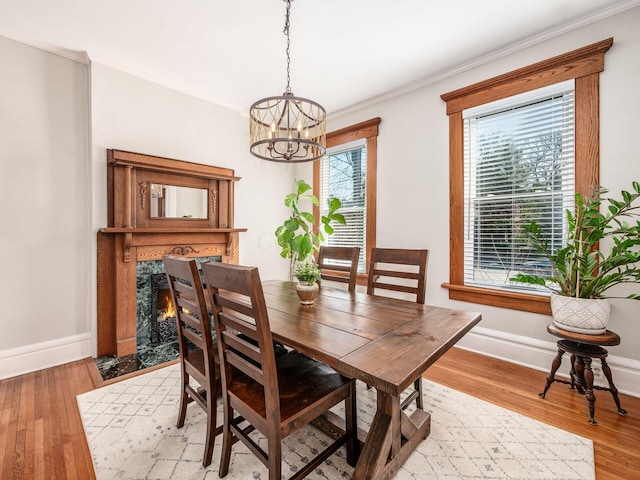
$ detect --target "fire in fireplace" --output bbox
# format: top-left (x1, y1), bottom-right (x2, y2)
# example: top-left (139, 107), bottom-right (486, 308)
top-left (150, 273), bottom-right (177, 346)
top-left (136, 256), bottom-right (221, 351)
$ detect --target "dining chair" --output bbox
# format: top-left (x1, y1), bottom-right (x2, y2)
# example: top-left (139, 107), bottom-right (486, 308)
top-left (201, 261), bottom-right (358, 480)
top-left (367, 247), bottom-right (429, 409)
top-left (163, 255), bottom-right (221, 467)
top-left (316, 245), bottom-right (361, 292)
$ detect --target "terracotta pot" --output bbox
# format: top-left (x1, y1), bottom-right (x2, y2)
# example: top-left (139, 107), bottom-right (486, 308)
top-left (550, 293), bottom-right (610, 334)
top-left (295, 282), bottom-right (319, 305)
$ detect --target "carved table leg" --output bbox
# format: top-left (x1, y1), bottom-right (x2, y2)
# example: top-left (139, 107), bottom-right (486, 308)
top-left (572, 354), bottom-right (585, 394)
top-left (540, 347), bottom-right (564, 399)
top-left (601, 358), bottom-right (628, 416)
top-left (582, 356), bottom-right (597, 425)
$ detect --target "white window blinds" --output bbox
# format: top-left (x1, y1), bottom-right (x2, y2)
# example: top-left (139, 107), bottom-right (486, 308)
top-left (462, 80), bottom-right (575, 292)
top-left (320, 139), bottom-right (367, 273)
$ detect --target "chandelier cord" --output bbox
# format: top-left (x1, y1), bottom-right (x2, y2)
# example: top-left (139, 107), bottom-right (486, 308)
top-left (284, 0), bottom-right (292, 93)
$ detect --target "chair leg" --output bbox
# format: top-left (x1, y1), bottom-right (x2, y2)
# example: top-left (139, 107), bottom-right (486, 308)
top-left (176, 376), bottom-right (188, 428)
top-left (345, 380), bottom-right (359, 466)
top-left (414, 377), bottom-right (424, 410)
top-left (219, 406), bottom-right (233, 477)
top-left (267, 434), bottom-right (282, 480)
top-left (202, 385), bottom-right (216, 467)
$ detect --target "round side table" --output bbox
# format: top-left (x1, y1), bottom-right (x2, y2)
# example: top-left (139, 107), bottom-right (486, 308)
top-left (540, 323), bottom-right (627, 425)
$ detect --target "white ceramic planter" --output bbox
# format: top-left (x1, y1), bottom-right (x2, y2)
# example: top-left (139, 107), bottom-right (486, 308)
top-left (549, 293), bottom-right (610, 334)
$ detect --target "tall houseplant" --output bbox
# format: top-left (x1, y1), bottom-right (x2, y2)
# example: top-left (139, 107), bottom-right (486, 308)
top-left (510, 182), bottom-right (640, 333)
top-left (275, 179), bottom-right (346, 279)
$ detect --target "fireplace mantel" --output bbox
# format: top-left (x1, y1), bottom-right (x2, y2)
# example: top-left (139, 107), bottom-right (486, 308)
top-left (97, 150), bottom-right (246, 357)
top-left (99, 227), bottom-right (245, 263)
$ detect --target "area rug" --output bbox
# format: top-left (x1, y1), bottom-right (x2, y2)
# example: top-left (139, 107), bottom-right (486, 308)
top-left (77, 364), bottom-right (594, 480)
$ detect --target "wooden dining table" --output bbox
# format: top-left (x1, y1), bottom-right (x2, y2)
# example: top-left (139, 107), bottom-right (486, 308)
top-left (261, 280), bottom-right (482, 480)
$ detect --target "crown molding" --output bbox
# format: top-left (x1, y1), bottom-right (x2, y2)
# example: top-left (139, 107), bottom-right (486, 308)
top-left (0, 32), bottom-right (90, 64)
top-left (328, 0), bottom-right (640, 121)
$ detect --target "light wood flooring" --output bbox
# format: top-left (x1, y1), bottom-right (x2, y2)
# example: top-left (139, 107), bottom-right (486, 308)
top-left (1, 347), bottom-right (638, 479)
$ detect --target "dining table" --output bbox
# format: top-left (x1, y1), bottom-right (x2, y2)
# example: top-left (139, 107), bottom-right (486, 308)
top-left (261, 280), bottom-right (482, 480)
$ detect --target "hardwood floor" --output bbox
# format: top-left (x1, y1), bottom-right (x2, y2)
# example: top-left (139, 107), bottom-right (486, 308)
top-left (1, 348), bottom-right (638, 479)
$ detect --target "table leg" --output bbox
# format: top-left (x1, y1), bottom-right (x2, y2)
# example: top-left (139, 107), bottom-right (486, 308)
top-left (572, 354), bottom-right (585, 394)
top-left (540, 347), bottom-right (564, 399)
top-left (352, 390), bottom-right (431, 480)
top-left (582, 356), bottom-right (597, 425)
top-left (601, 358), bottom-right (628, 416)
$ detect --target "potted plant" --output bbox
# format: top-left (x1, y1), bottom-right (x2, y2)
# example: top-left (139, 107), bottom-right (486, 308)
top-left (510, 182), bottom-right (640, 334)
top-left (275, 179), bottom-right (345, 277)
top-left (292, 261), bottom-right (322, 304)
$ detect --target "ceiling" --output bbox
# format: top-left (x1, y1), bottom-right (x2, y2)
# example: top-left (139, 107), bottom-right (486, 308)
top-left (1, 0), bottom-right (638, 115)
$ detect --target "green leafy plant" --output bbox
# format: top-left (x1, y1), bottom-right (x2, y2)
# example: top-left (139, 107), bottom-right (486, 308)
top-left (275, 179), bottom-right (346, 277)
top-left (510, 182), bottom-right (640, 299)
top-left (293, 261), bottom-right (322, 284)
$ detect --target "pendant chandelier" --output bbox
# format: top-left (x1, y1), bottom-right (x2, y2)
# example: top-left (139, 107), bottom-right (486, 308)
top-left (249, 0), bottom-right (326, 163)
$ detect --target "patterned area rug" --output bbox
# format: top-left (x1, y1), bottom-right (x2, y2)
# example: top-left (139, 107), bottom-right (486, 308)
top-left (77, 364), bottom-right (594, 480)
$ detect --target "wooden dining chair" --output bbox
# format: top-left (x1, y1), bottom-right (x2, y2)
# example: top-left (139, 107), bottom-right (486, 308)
top-left (316, 246), bottom-right (361, 292)
top-left (367, 247), bottom-right (429, 410)
top-left (163, 256), bottom-right (221, 467)
top-left (201, 261), bottom-right (358, 480)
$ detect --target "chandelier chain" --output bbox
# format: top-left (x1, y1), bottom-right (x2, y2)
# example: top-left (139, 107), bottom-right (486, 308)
top-left (248, 0), bottom-right (326, 162)
top-left (284, 0), bottom-right (291, 93)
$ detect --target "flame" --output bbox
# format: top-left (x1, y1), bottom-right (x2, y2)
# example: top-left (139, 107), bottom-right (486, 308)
top-left (157, 291), bottom-right (176, 321)
top-left (165, 298), bottom-right (176, 319)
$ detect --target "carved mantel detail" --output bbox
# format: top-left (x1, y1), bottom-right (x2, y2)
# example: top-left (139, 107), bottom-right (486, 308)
top-left (210, 187), bottom-right (218, 216)
top-left (169, 245), bottom-right (199, 256)
top-left (138, 181), bottom-right (149, 210)
top-left (97, 150), bottom-right (246, 358)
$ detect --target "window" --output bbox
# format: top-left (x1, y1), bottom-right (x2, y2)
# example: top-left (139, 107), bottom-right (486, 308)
top-left (314, 118), bottom-right (380, 276)
top-left (441, 38), bottom-right (612, 314)
top-left (319, 139), bottom-right (368, 272)
top-left (463, 81), bottom-right (575, 292)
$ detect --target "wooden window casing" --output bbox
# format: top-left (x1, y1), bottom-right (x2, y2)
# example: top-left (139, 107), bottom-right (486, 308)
top-left (314, 117), bottom-right (381, 283)
top-left (440, 38), bottom-right (612, 314)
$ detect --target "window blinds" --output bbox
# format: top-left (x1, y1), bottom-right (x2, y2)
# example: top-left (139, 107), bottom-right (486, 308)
top-left (320, 140), bottom-right (367, 273)
top-left (462, 81), bottom-right (575, 292)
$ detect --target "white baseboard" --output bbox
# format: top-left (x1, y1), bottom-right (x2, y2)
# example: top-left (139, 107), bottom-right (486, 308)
top-left (0, 333), bottom-right (92, 380)
top-left (456, 326), bottom-right (640, 398)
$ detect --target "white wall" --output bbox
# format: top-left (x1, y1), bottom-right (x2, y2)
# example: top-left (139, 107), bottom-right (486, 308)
top-left (0, 35), bottom-right (91, 374)
top-left (326, 7), bottom-right (640, 380)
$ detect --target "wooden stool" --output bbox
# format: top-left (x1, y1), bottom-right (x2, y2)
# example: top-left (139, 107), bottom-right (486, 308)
top-left (540, 323), bottom-right (627, 425)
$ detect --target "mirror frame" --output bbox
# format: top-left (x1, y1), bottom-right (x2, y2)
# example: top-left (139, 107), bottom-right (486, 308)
top-left (107, 149), bottom-right (240, 229)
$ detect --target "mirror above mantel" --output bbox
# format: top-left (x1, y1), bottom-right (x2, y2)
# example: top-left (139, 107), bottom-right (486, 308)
top-left (150, 184), bottom-right (207, 219)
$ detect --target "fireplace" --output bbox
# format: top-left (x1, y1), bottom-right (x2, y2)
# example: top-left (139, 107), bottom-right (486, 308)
top-left (140, 256), bottom-right (220, 349)
top-left (150, 272), bottom-right (174, 346)
top-left (97, 150), bottom-right (246, 357)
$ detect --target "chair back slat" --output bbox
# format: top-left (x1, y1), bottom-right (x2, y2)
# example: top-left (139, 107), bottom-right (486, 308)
top-left (181, 325), bottom-right (206, 350)
top-left (367, 248), bottom-right (429, 304)
top-left (215, 294), bottom-right (255, 319)
top-left (317, 246), bottom-right (361, 292)
top-left (201, 261), bottom-right (280, 412)
top-left (177, 310), bottom-right (205, 333)
top-left (220, 322), bottom-right (262, 365)
top-left (225, 349), bottom-right (266, 385)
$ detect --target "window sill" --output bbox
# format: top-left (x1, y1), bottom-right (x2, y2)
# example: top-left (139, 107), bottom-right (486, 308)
top-left (442, 283), bottom-right (551, 315)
